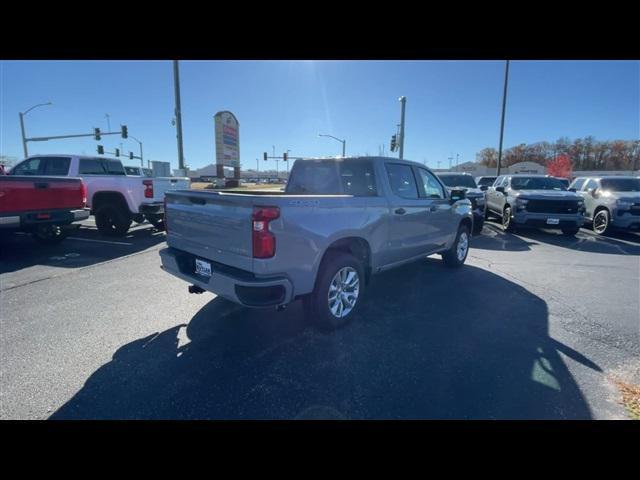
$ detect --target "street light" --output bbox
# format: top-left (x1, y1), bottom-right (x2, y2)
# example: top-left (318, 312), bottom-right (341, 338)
top-left (319, 134), bottom-right (346, 157)
top-left (128, 135), bottom-right (144, 167)
top-left (19, 102), bottom-right (53, 158)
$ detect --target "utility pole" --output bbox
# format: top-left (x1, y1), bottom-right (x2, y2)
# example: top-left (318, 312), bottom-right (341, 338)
top-left (398, 96), bottom-right (407, 160)
top-left (105, 114), bottom-right (111, 132)
top-left (19, 102), bottom-right (53, 158)
top-left (173, 60), bottom-right (185, 170)
top-left (497, 60), bottom-right (510, 176)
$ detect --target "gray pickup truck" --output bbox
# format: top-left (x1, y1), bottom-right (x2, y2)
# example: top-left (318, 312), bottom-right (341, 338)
top-left (568, 176), bottom-right (640, 234)
top-left (160, 156), bottom-right (473, 330)
top-left (485, 174), bottom-right (585, 235)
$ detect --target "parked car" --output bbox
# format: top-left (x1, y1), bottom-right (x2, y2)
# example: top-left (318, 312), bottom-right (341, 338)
top-left (0, 175), bottom-right (89, 244)
top-left (437, 172), bottom-right (486, 234)
top-left (10, 155), bottom-right (189, 235)
top-left (160, 156), bottom-right (473, 330)
top-left (485, 174), bottom-right (585, 235)
top-left (569, 176), bottom-right (640, 234)
top-left (475, 176), bottom-right (497, 190)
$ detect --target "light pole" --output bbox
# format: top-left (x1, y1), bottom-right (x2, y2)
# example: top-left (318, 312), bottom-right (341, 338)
top-left (318, 134), bottom-right (346, 157)
top-left (105, 113), bottom-right (111, 132)
top-left (398, 96), bottom-right (406, 160)
top-left (173, 60), bottom-right (185, 170)
top-left (129, 135), bottom-right (144, 167)
top-left (497, 60), bottom-right (510, 176)
top-left (286, 149), bottom-right (291, 175)
top-left (19, 102), bottom-right (53, 158)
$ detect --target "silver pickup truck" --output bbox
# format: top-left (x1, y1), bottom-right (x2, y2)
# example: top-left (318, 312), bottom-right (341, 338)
top-left (160, 157), bottom-right (473, 330)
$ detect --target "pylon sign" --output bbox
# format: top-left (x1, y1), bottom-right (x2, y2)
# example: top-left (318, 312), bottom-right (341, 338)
top-left (214, 111), bottom-right (240, 168)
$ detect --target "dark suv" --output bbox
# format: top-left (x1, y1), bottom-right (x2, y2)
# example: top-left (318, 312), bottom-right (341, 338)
top-left (485, 174), bottom-right (585, 235)
top-left (437, 172), bottom-right (486, 233)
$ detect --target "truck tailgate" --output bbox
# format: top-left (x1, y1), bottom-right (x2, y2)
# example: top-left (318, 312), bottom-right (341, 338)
top-left (165, 190), bottom-right (255, 272)
top-left (152, 177), bottom-right (190, 202)
top-left (0, 176), bottom-right (85, 214)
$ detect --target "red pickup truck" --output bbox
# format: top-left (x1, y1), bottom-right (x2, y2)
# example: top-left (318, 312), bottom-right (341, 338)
top-left (0, 175), bottom-right (89, 244)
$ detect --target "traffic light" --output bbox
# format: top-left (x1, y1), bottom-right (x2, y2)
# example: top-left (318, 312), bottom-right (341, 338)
top-left (283, 152), bottom-right (288, 162)
top-left (129, 152), bottom-right (134, 160)
top-left (390, 134), bottom-right (397, 152)
top-left (121, 125), bottom-right (128, 139)
top-left (115, 148), bottom-right (120, 157)
top-left (263, 152), bottom-right (268, 161)
top-left (97, 145), bottom-right (104, 155)
top-left (94, 128), bottom-right (101, 141)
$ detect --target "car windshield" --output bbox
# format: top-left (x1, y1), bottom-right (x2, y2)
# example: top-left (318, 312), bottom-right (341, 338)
top-left (477, 177), bottom-right (496, 187)
top-left (600, 178), bottom-right (640, 192)
top-left (439, 175), bottom-right (477, 188)
top-left (510, 176), bottom-right (566, 191)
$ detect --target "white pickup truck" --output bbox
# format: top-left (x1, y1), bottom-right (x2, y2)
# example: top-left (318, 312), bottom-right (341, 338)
top-left (10, 154), bottom-right (190, 236)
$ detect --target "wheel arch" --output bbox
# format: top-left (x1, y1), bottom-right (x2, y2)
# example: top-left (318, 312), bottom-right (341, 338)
top-left (313, 236), bottom-right (372, 291)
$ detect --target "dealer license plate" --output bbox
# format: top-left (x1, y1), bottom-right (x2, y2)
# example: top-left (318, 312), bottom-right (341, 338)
top-left (195, 258), bottom-right (212, 277)
top-left (546, 218), bottom-right (560, 225)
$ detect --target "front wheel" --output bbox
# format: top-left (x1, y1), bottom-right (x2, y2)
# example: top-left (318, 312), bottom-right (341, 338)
top-left (32, 225), bottom-right (67, 245)
top-left (502, 206), bottom-right (516, 233)
top-left (592, 209), bottom-right (611, 235)
top-left (303, 252), bottom-right (364, 332)
top-left (441, 223), bottom-right (470, 268)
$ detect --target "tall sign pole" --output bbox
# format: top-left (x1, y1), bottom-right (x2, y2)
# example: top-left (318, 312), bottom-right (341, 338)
top-left (19, 113), bottom-right (28, 158)
top-left (399, 96), bottom-right (407, 160)
top-left (173, 60), bottom-right (185, 171)
top-left (497, 60), bottom-right (510, 176)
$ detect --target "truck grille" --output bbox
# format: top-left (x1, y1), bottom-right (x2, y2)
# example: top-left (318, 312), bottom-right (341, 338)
top-left (525, 199), bottom-right (579, 214)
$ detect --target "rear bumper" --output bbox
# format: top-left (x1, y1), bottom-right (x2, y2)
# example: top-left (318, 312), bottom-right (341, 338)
top-left (0, 208), bottom-right (89, 229)
top-left (159, 247), bottom-right (294, 307)
top-left (512, 211), bottom-right (583, 229)
top-left (139, 202), bottom-right (164, 215)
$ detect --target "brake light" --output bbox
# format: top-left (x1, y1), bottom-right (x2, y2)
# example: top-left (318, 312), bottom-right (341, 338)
top-left (80, 182), bottom-right (88, 207)
top-left (143, 179), bottom-right (154, 198)
top-left (252, 206), bottom-right (279, 258)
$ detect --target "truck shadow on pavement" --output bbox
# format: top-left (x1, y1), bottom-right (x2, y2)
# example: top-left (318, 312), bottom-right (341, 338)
top-left (472, 223), bottom-right (537, 252)
top-left (0, 223), bottom-right (166, 276)
top-left (513, 229), bottom-right (640, 256)
top-left (51, 260), bottom-right (601, 420)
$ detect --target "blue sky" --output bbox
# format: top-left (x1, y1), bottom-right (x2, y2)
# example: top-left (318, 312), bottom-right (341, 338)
top-left (1, 60), bottom-right (638, 172)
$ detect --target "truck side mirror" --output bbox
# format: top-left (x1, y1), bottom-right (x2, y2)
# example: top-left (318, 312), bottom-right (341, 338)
top-left (496, 186), bottom-right (505, 193)
top-left (589, 188), bottom-right (598, 198)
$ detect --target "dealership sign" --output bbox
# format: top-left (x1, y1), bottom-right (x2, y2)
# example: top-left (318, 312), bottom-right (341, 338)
top-left (214, 111), bottom-right (240, 168)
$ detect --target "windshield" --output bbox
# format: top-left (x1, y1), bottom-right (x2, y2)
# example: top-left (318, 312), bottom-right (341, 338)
top-left (286, 159), bottom-right (377, 196)
top-left (439, 175), bottom-right (477, 188)
top-left (510, 176), bottom-right (566, 191)
top-left (600, 178), bottom-right (640, 192)
top-left (477, 177), bottom-right (496, 187)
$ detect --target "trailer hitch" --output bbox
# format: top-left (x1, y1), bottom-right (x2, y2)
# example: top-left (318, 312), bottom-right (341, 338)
top-left (188, 285), bottom-right (205, 294)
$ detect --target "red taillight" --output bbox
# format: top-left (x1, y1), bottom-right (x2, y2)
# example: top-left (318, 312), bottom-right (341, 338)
top-left (143, 180), bottom-right (154, 198)
top-left (252, 206), bottom-right (279, 258)
top-left (80, 182), bottom-right (88, 207)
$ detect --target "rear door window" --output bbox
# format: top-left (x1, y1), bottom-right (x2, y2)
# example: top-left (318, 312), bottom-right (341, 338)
top-left (79, 158), bottom-right (106, 174)
top-left (42, 157), bottom-right (71, 176)
top-left (104, 159), bottom-right (125, 175)
top-left (385, 163), bottom-right (419, 199)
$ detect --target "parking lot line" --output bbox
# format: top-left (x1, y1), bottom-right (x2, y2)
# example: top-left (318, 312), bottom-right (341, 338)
top-left (66, 237), bottom-right (133, 246)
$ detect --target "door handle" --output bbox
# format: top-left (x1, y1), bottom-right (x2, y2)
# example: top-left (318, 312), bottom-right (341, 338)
top-left (394, 208), bottom-right (406, 215)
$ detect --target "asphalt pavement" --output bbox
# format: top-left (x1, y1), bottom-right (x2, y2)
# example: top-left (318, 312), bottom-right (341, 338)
top-left (1, 218), bottom-right (638, 419)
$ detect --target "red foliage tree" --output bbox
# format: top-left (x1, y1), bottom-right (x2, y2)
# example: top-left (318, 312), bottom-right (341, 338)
top-left (546, 154), bottom-right (573, 178)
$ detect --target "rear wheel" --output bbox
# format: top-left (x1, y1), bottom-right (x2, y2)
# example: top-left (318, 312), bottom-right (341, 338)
top-left (95, 205), bottom-right (132, 236)
top-left (592, 209), bottom-right (611, 235)
top-left (561, 227), bottom-right (580, 236)
top-left (146, 213), bottom-right (165, 231)
top-left (441, 223), bottom-right (470, 268)
top-left (303, 252), bottom-right (364, 332)
top-left (32, 225), bottom-right (67, 245)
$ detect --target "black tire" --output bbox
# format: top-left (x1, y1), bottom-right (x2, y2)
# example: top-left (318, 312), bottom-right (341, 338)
top-left (32, 225), bottom-right (67, 245)
top-left (441, 223), bottom-right (471, 268)
top-left (502, 206), bottom-right (516, 233)
top-left (95, 205), bottom-right (132, 237)
top-left (146, 213), bottom-right (165, 231)
top-left (473, 217), bottom-right (484, 235)
top-left (592, 209), bottom-right (611, 235)
top-left (132, 214), bottom-right (146, 224)
top-left (561, 227), bottom-right (580, 236)
top-left (303, 252), bottom-right (365, 332)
